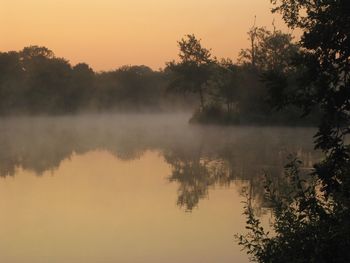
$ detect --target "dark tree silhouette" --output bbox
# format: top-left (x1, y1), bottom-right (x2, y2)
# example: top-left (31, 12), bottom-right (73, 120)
top-left (167, 34), bottom-right (214, 110)
top-left (238, 1), bottom-right (350, 262)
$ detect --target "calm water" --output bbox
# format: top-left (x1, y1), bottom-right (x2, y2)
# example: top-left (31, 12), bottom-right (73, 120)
top-left (0, 114), bottom-right (318, 263)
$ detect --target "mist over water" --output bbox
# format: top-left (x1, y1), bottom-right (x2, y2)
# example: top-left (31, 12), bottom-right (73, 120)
top-left (0, 114), bottom-right (318, 263)
top-left (0, 113), bottom-right (317, 178)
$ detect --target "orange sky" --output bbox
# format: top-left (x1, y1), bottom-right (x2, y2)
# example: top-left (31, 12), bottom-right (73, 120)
top-left (0, 0), bottom-right (290, 71)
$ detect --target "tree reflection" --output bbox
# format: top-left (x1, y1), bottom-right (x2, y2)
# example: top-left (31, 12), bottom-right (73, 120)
top-left (163, 128), bottom-right (319, 211)
top-left (0, 116), bottom-right (319, 212)
top-left (164, 144), bottom-right (233, 210)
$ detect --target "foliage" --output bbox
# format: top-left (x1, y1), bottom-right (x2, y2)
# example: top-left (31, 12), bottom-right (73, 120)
top-left (239, 26), bottom-right (298, 72)
top-left (209, 60), bottom-right (240, 114)
top-left (238, 1), bottom-right (350, 262)
top-left (166, 34), bottom-right (215, 109)
top-left (0, 47), bottom-right (191, 114)
top-left (236, 156), bottom-right (350, 263)
top-left (271, 0), bottom-right (350, 200)
top-left (166, 31), bottom-right (310, 125)
top-left (0, 30), bottom-right (318, 126)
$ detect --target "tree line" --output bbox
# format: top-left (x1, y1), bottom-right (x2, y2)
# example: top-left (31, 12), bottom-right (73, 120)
top-left (167, 27), bottom-right (321, 125)
top-left (0, 46), bottom-right (194, 115)
top-left (0, 26), bottom-right (320, 125)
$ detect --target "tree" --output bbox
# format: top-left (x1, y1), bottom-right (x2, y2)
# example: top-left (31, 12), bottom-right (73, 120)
top-left (69, 63), bottom-right (95, 111)
top-left (238, 25), bottom-right (301, 117)
top-left (239, 26), bottom-right (270, 69)
top-left (238, 1), bottom-right (350, 262)
top-left (114, 65), bottom-right (158, 109)
top-left (0, 51), bottom-right (24, 113)
top-left (270, 0), bottom-right (350, 196)
top-left (21, 45), bottom-right (54, 62)
top-left (19, 46), bottom-right (73, 113)
top-left (167, 34), bottom-right (214, 109)
top-left (239, 26), bottom-right (298, 72)
top-left (94, 65), bottom-right (167, 111)
top-left (210, 60), bottom-right (240, 114)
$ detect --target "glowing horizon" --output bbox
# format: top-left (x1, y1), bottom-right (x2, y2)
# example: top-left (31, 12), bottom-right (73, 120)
top-left (0, 0), bottom-right (290, 71)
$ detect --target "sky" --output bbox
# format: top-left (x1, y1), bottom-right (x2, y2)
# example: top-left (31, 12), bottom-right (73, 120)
top-left (0, 0), bottom-right (290, 71)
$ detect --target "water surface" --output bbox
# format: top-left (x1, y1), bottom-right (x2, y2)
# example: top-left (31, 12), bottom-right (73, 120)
top-left (0, 114), bottom-right (318, 263)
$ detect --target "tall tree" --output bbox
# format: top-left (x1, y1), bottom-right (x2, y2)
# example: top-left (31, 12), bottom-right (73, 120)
top-left (167, 34), bottom-right (214, 109)
top-left (238, 1), bottom-right (350, 262)
top-left (21, 47), bottom-right (72, 113)
top-left (239, 27), bottom-right (298, 72)
top-left (239, 26), bottom-right (269, 69)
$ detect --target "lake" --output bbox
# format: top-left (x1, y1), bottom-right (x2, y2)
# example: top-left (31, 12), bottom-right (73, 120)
top-left (0, 114), bottom-right (318, 263)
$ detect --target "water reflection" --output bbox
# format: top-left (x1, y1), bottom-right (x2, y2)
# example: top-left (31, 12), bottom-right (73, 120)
top-left (0, 114), bottom-right (319, 211)
top-left (166, 151), bottom-right (232, 211)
